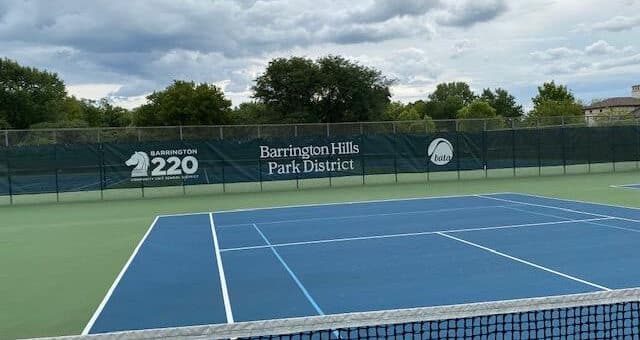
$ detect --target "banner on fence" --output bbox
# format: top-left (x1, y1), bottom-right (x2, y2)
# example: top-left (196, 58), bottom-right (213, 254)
top-left (0, 125), bottom-right (638, 197)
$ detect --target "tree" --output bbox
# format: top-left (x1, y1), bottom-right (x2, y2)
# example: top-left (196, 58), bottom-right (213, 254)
top-left (231, 102), bottom-right (273, 124)
top-left (456, 100), bottom-right (503, 131)
top-left (424, 82), bottom-right (476, 120)
top-left (252, 55), bottom-right (393, 123)
top-left (382, 102), bottom-right (422, 121)
top-left (480, 88), bottom-right (523, 118)
top-left (0, 58), bottom-right (67, 129)
top-left (134, 80), bottom-right (232, 126)
top-left (530, 81), bottom-right (583, 121)
top-left (252, 57), bottom-right (322, 123)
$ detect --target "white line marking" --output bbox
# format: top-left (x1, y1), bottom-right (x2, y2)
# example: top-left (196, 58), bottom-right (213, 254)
top-left (82, 216), bottom-right (160, 335)
top-left (220, 217), bottom-right (614, 252)
top-left (436, 232), bottom-right (611, 291)
top-left (505, 192), bottom-right (640, 212)
top-left (505, 203), bottom-right (640, 235)
top-left (209, 213), bottom-right (235, 324)
top-left (610, 184), bottom-right (640, 190)
top-left (217, 205), bottom-right (512, 228)
top-left (252, 224), bottom-right (327, 317)
top-left (156, 192), bottom-right (510, 218)
top-left (477, 195), bottom-right (640, 224)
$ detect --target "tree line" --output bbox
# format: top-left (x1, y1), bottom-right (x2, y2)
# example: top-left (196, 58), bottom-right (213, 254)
top-left (0, 57), bottom-right (584, 130)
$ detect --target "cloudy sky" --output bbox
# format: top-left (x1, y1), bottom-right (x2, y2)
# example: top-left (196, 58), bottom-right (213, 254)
top-left (1, 0), bottom-right (639, 110)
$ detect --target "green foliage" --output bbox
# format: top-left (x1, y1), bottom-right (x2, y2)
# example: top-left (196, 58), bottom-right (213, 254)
top-left (424, 82), bottom-right (477, 120)
top-left (480, 88), bottom-right (523, 117)
top-left (134, 80), bottom-right (232, 126)
top-left (0, 58), bottom-right (67, 129)
top-left (456, 100), bottom-right (504, 131)
top-left (231, 102), bottom-right (291, 124)
top-left (253, 55), bottom-right (392, 123)
top-left (0, 116), bottom-right (10, 129)
top-left (29, 120), bottom-right (91, 129)
top-left (60, 97), bottom-right (132, 127)
top-left (529, 81), bottom-right (584, 120)
top-left (382, 102), bottom-right (422, 121)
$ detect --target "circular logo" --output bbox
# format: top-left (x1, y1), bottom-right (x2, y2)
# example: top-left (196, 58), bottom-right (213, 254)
top-left (427, 138), bottom-right (454, 166)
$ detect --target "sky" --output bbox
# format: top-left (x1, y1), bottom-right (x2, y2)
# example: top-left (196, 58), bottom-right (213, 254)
top-left (1, 0), bottom-right (639, 111)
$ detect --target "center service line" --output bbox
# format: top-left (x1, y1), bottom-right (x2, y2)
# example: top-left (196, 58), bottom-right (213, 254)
top-left (209, 213), bottom-right (235, 324)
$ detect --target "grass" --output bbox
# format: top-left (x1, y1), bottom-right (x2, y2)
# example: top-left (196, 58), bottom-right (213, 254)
top-left (1, 169), bottom-right (640, 339)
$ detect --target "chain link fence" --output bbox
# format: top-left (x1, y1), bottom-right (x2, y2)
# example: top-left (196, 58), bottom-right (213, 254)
top-left (2, 115), bottom-right (638, 147)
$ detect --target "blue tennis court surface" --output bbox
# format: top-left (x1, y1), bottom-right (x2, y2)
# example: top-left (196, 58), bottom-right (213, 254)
top-left (84, 193), bottom-right (640, 335)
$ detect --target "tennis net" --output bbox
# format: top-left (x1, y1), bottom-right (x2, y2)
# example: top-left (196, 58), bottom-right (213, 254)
top-left (31, 288), bottom-right (640, 339)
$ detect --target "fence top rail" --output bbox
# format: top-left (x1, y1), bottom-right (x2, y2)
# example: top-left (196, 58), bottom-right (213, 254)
top-left (4, 115), bottom-right (632, 133)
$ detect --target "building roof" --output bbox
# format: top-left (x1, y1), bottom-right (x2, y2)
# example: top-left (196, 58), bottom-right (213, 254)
top-left (586, 97), bottom-right (640, 109)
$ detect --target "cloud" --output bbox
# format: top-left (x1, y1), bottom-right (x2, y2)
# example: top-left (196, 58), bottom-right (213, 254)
top-left (531, 41), bottom-right (634, 61)
top-left (348, 0), bottom-right (441, 23)
top-left (451, 39), bottom-right (474, 58)
top-left (530, 47), bottom-right (583, 61)
top-left (576, 15), bottom-right (640, 32)
top-left (585, 40), bottom-right (633, 55)
top-left (437, 0), bottom-right (508, 27)
top-left (595, 53), bottom-right (640, 70)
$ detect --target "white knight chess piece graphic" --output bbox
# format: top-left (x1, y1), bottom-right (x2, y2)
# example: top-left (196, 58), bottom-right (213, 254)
top-left (125, 151), bottom-right (150, 177)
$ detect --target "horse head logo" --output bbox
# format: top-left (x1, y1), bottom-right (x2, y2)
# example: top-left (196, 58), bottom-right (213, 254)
top-left (125, 151), bottom-right (150, 177)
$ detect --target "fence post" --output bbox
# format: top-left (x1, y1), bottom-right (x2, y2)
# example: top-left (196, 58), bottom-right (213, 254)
top-left (456, 129), bottom-right (461, 180)
top-left (99, 144), bottom-right (105, 200)
top-left (179, 126), bottom-right (184, 141)
top-left (6, 147), bottom-right (13, 205)
top-left (537, 128), bottom-right (542, 176)
top-left (54, 144), bottom-right (60, 202)
top-left (219, 126), bottom-right (224, 140)
top-left (562, 125), bottom-right (567, 175)
top-left (483, 128), bottom-right (488, 179)
top-left (326, 123), bottom-right (330, 137)
top-left (137, 128), bottom-right (142, 142)
top-left (587, 127), bottom-right (592, 173)
top-left (4, 130), bottom-right (8, 147)
top-left (512, 128), bottom-right (516, 177)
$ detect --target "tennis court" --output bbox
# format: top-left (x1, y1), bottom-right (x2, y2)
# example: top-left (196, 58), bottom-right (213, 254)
top-left (77, 192), bottom-right (640, 338)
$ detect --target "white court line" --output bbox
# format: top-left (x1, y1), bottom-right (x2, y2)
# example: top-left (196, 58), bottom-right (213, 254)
top-left (477, 195), bottom-right (640, 224)
top-left (220, 217), bottom-right (614, 253)
top-left (436, 232), bottom-right (611, 291)
top-left (505, 204), bottom-right (640, 235)
top-left (209, 213), bottom-right (235, 324)
top-left (610, 184), bottom-right (640, 190)
top-left (156, 192), bottom-right (509, 218)
top-left (217, 205), bottom-right (512, 228)
top-left (506, 192), bottom-right (640, 212)
top-left (82, 216), bottom-right (160, 335)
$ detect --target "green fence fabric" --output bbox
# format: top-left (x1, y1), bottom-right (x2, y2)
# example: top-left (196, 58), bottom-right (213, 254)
top-left (0, 125), bottom-right (638, 198)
